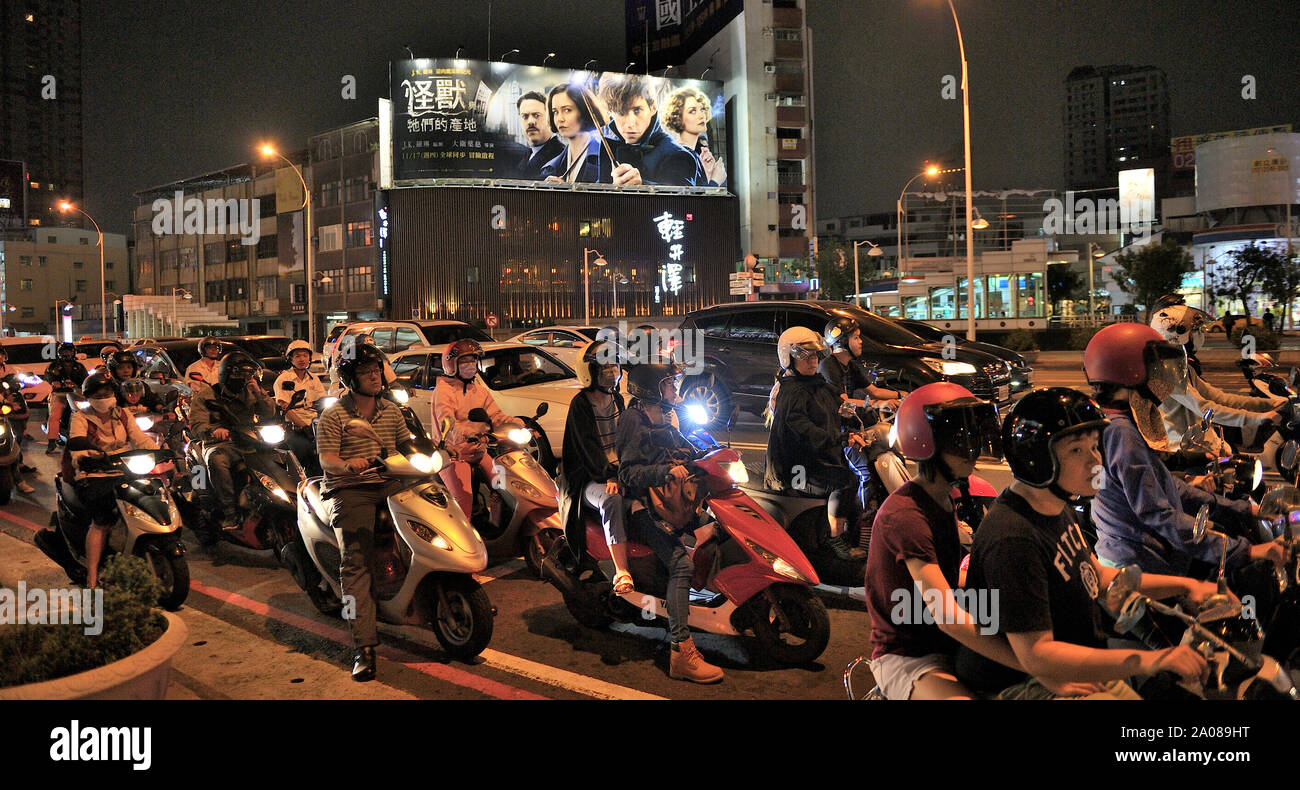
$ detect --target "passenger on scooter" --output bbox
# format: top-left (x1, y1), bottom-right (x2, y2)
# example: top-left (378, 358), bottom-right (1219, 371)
top-left (954, 387), bottom-right (1220, 699)
top-left (819, 317), bottom-right (904, 407)
top-left (43, 342), bottom-right (87, 455)
top-left (765, 326), bottom-right (867, 562)
top-left (107, 351), bottom-right (163, 413)
top-left (0, 347), bottom-right (34, 494)
top-left (1084, 324), bottom-right (1283, 577)
top-left (273, 339), bottom-right (326, 475)
top-left (617, 361), bottom-right (723, 684)
top-left (187, 351), bottom-right (277, 533)
top-left (559, 341), bottom-right (632, 593)
top-left (93, 343), bottom-right (122, 375)
top-left (185, 336), bottom-right (224, 387)
top-left (316, 345), bottom-right (415, 682)
top-left (119, 379), bottom-right (155, 416)
top-left (432, 339), bottom-right (526, 517)
top-left (65, 372), bottom-right (158, 588)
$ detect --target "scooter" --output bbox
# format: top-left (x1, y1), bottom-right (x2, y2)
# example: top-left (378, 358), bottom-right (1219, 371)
top-left (540, 426), bottom-right (830, 666)
top-left (290, 418), bottom-right (494, 660)
top-left (34, 447), bottom-right (189, 610)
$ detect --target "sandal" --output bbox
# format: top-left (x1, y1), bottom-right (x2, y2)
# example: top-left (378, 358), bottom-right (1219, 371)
top-left (611, 570), bottom-right (635, 595)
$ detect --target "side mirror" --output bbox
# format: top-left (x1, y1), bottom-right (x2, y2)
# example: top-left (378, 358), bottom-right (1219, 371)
top-left (1101, 563), bottom-right (1143, 614)
top-left (1192, 504), bottom-right (1211, 542)
top-left (1112, 592), bottom-right (1148, 635)
top-left (1282, 441), bottom-right (1299, 472)
top-left (287, 389), bottom-right (307, 409)
top-left (534, 402), bottom-right (549, 418)
top-left (1196, 594), bottom-right (1242, 623)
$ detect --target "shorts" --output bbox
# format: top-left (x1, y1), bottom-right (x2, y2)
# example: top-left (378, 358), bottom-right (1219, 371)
top-left (866, 652), bottom-right (956, 701)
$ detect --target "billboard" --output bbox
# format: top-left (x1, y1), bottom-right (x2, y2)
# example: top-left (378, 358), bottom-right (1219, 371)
top-left (389, 59), bottom-right (728, 191)
top-left (1170, 124), bottom-right (1292, 171)
top-left (1118, 168), bottom-right (1155, 226)
top-left (625, 0), bottom-right (744, 73)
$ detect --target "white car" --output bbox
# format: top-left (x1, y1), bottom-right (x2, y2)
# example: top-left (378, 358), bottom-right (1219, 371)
top-left (0, 336), bottom-right (57, 406)
top-left (507, 325), bottom-right (603, 371)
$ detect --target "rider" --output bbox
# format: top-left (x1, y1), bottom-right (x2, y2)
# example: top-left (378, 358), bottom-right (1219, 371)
top-left (273, 339), bottom-right (326, 475)
top-left (0, 347), bottom-right (34, 494)
top-left (187, 351), bottom-right (277, 532)
top-left (93, 343), bottom-right (123, 375)
top-left (1084, 323), bottom-right (1283, 577)
top-left (559, 341), bottom-right (632, 593)
top-left (618, 361), bottom-right (723, 684)
top-left (64, 372), bottom-right (159, 588)
top-left (820, 316), bottom-right (905, 406)
top-left (185, 336), bottom-right (224, 387)
top-left (106, 350), bottom-right (163, 412)
top-left (43, 342), bottom-right (88, 454)
top-left (432, 339), bottom-right (526, 517)
top-left (765, 326), bottom-right (868, 561)
top-left (119, 379), bottom-right (155, 416)
top-left (316, 344), bottom-right (414, 682)
top-left (954, 387), bottom-right (1220, 699)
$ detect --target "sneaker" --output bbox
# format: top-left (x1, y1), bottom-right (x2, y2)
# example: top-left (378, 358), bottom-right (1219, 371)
top-left (669, 637), bottom-right (723, 684)
top-left (826, 534), bottom-right (866, 561)
top-left (220, 517), bottom-right (242, 533)
top-left (352, 646), bottom-right (377, 682)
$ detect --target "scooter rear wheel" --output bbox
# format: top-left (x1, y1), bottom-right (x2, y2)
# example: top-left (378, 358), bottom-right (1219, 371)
top-left (430, 576), bottom-right (494, 660)
top-left (749, 584), bottom-right (830, 666)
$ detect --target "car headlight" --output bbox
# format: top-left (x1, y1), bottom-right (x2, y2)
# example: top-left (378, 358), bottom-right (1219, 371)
top-left (726, 461), bottom-right (749, 483)
top-left (125, 454), bottom-right (156, 475)
top-left (685, 403), bottom-right (709, 425)
top-left (744, 539), bottom-right (811, 583)
top-left (18, 373), bottom-right (42, 386)
top-left (408, 519), bottom-right (453, 550)
top-left (509, 479), bottom-right (544, 499)
top-left (507, 427), bottom-right (532, 445)
top-left (135, 415), bottom-right (155, 431)
top-left (409, 453), bottom-right (435, 474)
top-left (390, 388), bottom-right (409, 404)
top-left (258, 424), bottom-right (286, 444)
top-left (922, 358), bottom-right (977, 376)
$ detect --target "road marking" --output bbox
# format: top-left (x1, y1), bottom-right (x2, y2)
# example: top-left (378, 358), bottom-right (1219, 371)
top-left (0, 508), bottom-right (44, 533)
top-left (477, 649), bottom-right (668, 701)
top-left (814, 583), bottom-right (866, 602)
top-left (474, 558), bottom-right (525, 584)
top-left (731, 441), bottom-right (767, 451)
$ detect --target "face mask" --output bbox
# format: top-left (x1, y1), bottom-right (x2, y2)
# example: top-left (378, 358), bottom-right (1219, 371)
top-left (458, 361), bottom-right (478, 380)
top-left (90, 396), bottom-right (116, 414)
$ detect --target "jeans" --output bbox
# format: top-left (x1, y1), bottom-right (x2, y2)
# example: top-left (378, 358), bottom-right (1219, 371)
top-left (583, 481), bottom-right (627, 546)
top-left (627, 508), bottom-right (692, 644)
top-left (205, 443), bottom-right (243, 521)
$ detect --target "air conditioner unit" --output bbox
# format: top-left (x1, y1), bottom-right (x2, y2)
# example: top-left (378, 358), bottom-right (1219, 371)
top-left (764, 63), bottom-right (776, 74)
top-left (765, 126), bottom-right (776, 134)
top-left (766, 159), bottom-right (778, 166)
top-left (762, 27), bottom-right (774, 37)
top-left (765, 93), bottom-right (778, 101)
top-left (767, 192), bottom-right (778, 200)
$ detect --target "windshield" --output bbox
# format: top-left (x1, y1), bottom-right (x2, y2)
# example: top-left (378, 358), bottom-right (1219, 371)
top-left (826, 304), bottom-right (929, 347)
top-left (76, 341), bottom-right (125, 359)
top-left (577, 328), bottom-right (601, 341)
top-left (479, 348), bottom-right (573, 390)
top-left (1, 342), bottom-right (56, 364)
top-left (420, 323), bottom-right (493, 344)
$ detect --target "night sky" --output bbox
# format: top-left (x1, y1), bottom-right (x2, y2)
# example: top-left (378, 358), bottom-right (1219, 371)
top-left (81, 0), bottom-right (1300, 233)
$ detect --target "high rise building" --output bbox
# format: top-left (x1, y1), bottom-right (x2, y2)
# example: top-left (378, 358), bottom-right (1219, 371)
top-left (1063, 65), bottom-right (1169, 192)
top-left (0, 0), bottom-right (85, 230)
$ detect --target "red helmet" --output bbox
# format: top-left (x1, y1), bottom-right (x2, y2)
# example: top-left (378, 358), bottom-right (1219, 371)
top-left (442, 339), bottom-right (484, 381)
top-left (895, 381), bottom-right (1001, 462)
top-left (1084, 322), bottom-right (1186, 401)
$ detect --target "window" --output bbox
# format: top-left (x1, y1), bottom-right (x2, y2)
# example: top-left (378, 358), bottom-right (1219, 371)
top-left (205, 280), bottom-right (228, 302)
top-left (318, 268), bottom-right (342, 294)
top-left (226, 240), bottom-right (248, 262)
top-left (19, 256), bottom-right (31, 266)
top-left (345, 221), bottom-right (372, 247)
top-left (347, 266), bottom-right (373, 293)
top-left (204, 241), bottom-right (225, 265)
top-left (79, 237), bottom-right (88, 245)
top-left (160, 249), bottom-right (178, 270)
top-left (391, 355), bottom-right (427, 389)
top-left (344, 176), bottom-right (369, 202)
top-left (691, 312), bottom-right (729, 338)
top-left (318, 224), bottom-right (343, 252)
top-left (928, 286), bottom-right (956, 320)
top-left (258, 193), bottom-right (277, 217)
top-left (986, 275), bottom-right (1013, 318)
top-left (520, 332), bottom-right (550, 347)
top-left (256, 234), bottom-right (278, 259)
top-left (579, 218), bottom-right (612, 238)
top-left (73, 260), bottom-right (84, 269)
top-left (179, 248), bottom-right (196, 270)
top-left (75, 279), bottom-right (87, 292)
top-left (227, 278), bottom-right (248, 299)
top-left (38, 256), bottom-right (47, 266)
top-left (20, 279), bottom-right (33, 291)
top-left (369, 328), bottom-right (395, 352)
top-left (726, 311), bottom-right (777, 343)
top-left (256, 276), bottom-right (278, 300)
top-left (20, 307), bottom-right (34, 318)
top-left (393, 327), bottom-right (421, 351)
top-left (138, 257), bottom-right (152, 276)
top-left (957, 277), bottom-right (985, 320)
top-left (1016, 273), bottom-right (1044, 317)
top-left (47, 235), bottom-right (56, 243)
top-left (107, 261), bottom-right (115, 269)
top-left (105, 280), bottom-right (115, 291)
top-left (466, 266), bottom-right (479, 283)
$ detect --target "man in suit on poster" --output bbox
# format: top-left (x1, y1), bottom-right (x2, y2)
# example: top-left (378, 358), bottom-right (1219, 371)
top-left (511, 91), bottom-right (565, 179)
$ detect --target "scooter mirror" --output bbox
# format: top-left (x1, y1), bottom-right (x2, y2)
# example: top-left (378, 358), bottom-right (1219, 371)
top-left (1281, 442), bottom-right (1299, 472)
top-left (1196, 594), bottom-right (1242, 623)
top-left (467, 407), bottom-right (492, 425)
top-left (534, 402), bottom-right (548, 418)
top-left (1192, 505), bottom-right (1211, 543)
top-left (1113, 592), bottom-right (1148, 635)
top-left (728, 404), bottom-right (740, 429)
top-left (344, 418), bottom-right (382, 445)
top-left (1102, 563), bottom-right (1143, 613)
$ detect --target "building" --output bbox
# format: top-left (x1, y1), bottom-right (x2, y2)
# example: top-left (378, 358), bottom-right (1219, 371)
top-left (0, 0), bottom-right (85, 230)
top-left (0, 226), bottom-right (125, 337)
top-left (1064, 65), bottom-right (1170, 194)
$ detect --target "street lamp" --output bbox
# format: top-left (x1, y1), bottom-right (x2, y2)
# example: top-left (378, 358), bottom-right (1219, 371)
top-left (1088, 242), bottom-right (1107, 321)
top-left (260, 144), bottom-right (316, 350)
top-left (852, 240), bottom-right (884, 306)
top-left (500, 48), bottom-right (520, 62)
top-left (583, 248), bottom-right (607, 325)
top-left (54, 299), bottom-right (76, 343)
top-left (610, 270), bottom-right (628, 318)
top-left (542, 52), bottom-right (556, 67)
top-left (940, 0), bottom-right (978, 340)
top-left (172, 287), bottom-right (193, 335)
top-left (584, 59), bottom-right (598, 70)
top-left (897, 165), bottom-right (953, 269)
top-left (58, 201), bottom-right (106, 336)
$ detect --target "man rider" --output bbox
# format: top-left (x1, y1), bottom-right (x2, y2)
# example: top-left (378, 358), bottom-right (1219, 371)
top-left (106, 350), bottom-right (163, 412)
top-left (954, 387), bottom-right (1221, 699)
top-left (94, 343), bottom-right (123, 375)
top-left (187, 351), bottom-right (277, 533)
top-left (185, 336), bottom-right (224, 387)
top-left (820, 316), bottom-right (904, 406)
top-left (273, 339), bottom-right (326, 475)
top-left (43, 342), bottom-right (88, 454)
top-left (316, 345), bottom-right (414, 682)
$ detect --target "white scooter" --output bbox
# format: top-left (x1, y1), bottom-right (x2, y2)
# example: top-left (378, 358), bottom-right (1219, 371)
top-left (289, 418), bottom-right (494, 660)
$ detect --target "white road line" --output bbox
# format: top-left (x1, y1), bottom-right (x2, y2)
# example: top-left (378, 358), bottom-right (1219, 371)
top-left (478, 649), bottom-right (669, 701)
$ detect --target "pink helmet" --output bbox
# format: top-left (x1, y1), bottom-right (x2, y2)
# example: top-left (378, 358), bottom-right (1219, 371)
top-left (895, 382), bottom-right (1001, 462)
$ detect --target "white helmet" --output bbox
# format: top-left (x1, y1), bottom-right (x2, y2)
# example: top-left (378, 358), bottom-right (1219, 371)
top-left (1150, 303), bottom-right (1208, 353)
top-left (285, 339), bottom-right (313, 360)
top-left (777, 326), bottom-right (828, 370)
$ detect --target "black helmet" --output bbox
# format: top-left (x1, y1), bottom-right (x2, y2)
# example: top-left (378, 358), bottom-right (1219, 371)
top-left (121, 378), bottom-right (147, 399)
top-left (197, 335), bottom-right (222, 357)
top-left (577, 340), bottom-right (625, 392)
top-left (1149, 293), bottom-right (1186, 314)
top-left (824, 316), bottom-right (860, 352)
top-left (98, 345), bottom-right (122, 367)
top-left (626, 362), bottom-right (679, 406)
top-left (57, 342), bottom-right (76, 359)
top-left (217, 351), bottom-right (260, 390)
top-left (81, 371), bottom-right (120, 400)
top-left (338, 344), bottom-right (389, 391)
top-left (1002, 387), bottom-right (1108, 496)
top-left (109, 350), bottom-right (137, 378)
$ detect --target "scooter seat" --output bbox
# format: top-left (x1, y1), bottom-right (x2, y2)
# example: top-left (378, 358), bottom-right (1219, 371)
top-left (584, 519), bottom-right (653, 559)
top-left (301, 478), bottom-right (330, 522)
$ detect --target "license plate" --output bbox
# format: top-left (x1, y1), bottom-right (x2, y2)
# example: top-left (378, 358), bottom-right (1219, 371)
top-left (997, 385), bottom-right (1010, 401)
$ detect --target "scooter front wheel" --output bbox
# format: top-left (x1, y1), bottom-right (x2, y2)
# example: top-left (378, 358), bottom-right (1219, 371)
top-left (749, 584), bottom-right (830, 666)
top-left (143, 549), bottom-right (190, 611)
top-left (429, 576), bottom-right (494, 660)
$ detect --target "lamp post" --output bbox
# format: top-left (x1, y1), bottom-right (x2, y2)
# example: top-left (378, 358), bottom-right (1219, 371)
top-left (542, 52), bottom-right (556, 67)
top-left (897, 166), bottom-right (954, 273)
top-left (171, 287), bottom-right (193, 335)
top-left (54, 299), bottom-right (76, 343)
top-left (583, 248), bottom-right (606, 325)
top-left (260, 144), bottom-right (315, 350)
top-left (942, 0), bottom-right (978, 341)
top-left (1088, 243), bottom-right (1106, 322)
top-left (852, 240), bottom-right (884, 306)
top-left (57, 202), bottom-right (106, 336)
top-left (500, 48), bottom-right (520, 62)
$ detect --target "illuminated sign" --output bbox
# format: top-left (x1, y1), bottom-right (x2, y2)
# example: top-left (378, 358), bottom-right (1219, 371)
top-left (653, 211), bottom-right (688, 295)
top-left (376, 198), bottom-right (391, 297)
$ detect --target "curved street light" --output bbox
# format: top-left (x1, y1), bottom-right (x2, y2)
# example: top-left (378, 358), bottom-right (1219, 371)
top-left (583, 248), bottom-right (607, 324)
top-left (57, 201), bottom-right (106, 336)
top-left (542, 52), bottom-right (556, 67)
top-left (851, 240), bottom-right (885, 306)
top-left (259, 144), bottom-right (317, 350)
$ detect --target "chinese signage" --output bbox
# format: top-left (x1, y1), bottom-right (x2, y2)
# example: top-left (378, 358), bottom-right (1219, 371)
top-left (1170, 125), bottom-right (1292, 171)
top-left (626, 0), bottom-right (744, 73)
top-left (1251, 157), bottom-right (1290, 174)
top-left (389, 58), bottom-right (726, 189)
top-left (653, 210), bottom-right (689, 296)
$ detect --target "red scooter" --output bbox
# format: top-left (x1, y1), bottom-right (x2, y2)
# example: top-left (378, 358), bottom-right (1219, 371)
top-left (541, 441), bottom-right (830, 666)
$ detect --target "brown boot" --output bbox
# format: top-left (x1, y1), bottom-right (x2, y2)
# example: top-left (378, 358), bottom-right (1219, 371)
top-left (669, 637), bottom-right (723, 684)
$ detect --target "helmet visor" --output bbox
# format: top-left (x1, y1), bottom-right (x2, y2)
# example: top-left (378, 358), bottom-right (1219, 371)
top-left (1145, 342), bottom-right (1187, 400)
top-left (788, 338), bottom-right (828, 363)
top-left (924, 400), bottom-right (1003, 462)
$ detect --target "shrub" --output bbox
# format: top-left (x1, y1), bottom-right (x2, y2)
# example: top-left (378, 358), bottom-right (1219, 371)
top-left (1000, 330), bottom-right (1039, 352)
top-left (0, 554), bottom-right (164, 688)
top-left (1068, 326), bottom-right (1102, 350)
top-left (1231, 326), bottom-right (1280, 351)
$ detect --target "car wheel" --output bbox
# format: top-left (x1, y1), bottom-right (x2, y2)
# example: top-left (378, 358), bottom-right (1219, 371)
top-left (679, 375), bottom-right (732, 429)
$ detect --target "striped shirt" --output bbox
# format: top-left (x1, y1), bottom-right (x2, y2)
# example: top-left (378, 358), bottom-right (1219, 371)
top-left (316, 393), bottom-right (409, 493)
top-left (594, 397), bottom-right (620, 465)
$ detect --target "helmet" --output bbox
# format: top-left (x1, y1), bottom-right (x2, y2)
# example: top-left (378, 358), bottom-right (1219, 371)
top-left (1084, 322), bottom-right (1186, 402)
top-left (1149, 302), bottom-right (1209, 354)
top-left (777, 326), bottom-right (828, 370)
top-left (98, 345), bottom-right (122, 367)
top-left (109, 350), bottom-right (138, 378)
top-left (1002, 387), bottom-right (1108, 493)
top-left (337, 344), bottom-right (388, 392)
top-left (81, 371), bottom-right (120, 401)
top-left (285, 339), bottom-right (313, 361)
top-left (626, 362), bottom-right (680, 406)
top-left (1149, 293), bottom-right (1186, 314)
top-left (57, 342), bottom-right (76, 359)
top-left (823, 316), bottom-right (860, 352)
top-left (577, 340), bottom-right (625, 392)
top-left (895, 382), bottom-right (1002, 463)
top-left (121, 378), bottom-right (147, 399)
top-left (442, 339), bottom-right (484, 381)
top-left (197, 335), bottom-right (222, 356)
top-left (217, 351), bottom-right (260, 390)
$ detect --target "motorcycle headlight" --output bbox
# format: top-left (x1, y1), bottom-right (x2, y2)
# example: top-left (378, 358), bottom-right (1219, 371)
top-left (922, 358), bottom-right (977, 376)
top-left (125, 454), bottom-right (156, 475)
top-left (409, 453), bottom-right (436, 474)
top-left (135, 415), bottom-right (155, 431)
top-left (258, 424), bottom-right (286, 445)
top-left (0, 422), bottom-right (7, 437)
top-left (1252, 458), bottom-right (1263, 491)
top-left (685, 403), bottom-right (709, 426)
top-left (744, 539), bottom-right (811, 584)
top-left (408, 519), bottom-right (453, 550)
top-left (507, 427), bottom-right (532, 445)
top-left (390, 388), bottom-right (409, 404)
top-left (254, 471), bottom-right (291, 502)
top-left (320, 396), bottom-right (338, 410)
top-left (75, 400), bottom-right (90, 410)
top-left (725, 461), bottom-right (749, 484)
top-left (509, 479), bottom-right (544, 499)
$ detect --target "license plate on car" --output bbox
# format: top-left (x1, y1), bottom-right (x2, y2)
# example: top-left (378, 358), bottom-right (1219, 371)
top-left (997, 385), bottom-right (1010, 401)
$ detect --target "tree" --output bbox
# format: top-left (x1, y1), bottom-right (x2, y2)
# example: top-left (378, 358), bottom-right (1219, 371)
top-left (810, 238), bottom-right (855, 302)
top-left (1046, 263), bottom-right (1085, 317)
top-left (1209, 242), bottom-right (1277, 318)
top-left (1239, 243), bottom-right (1300, 329)
top-left (1112, 238), bottom-right (1194, 319)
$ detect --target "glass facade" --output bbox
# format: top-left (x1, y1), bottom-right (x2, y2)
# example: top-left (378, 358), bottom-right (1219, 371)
top-left (957, 277), bottom-right (985, 320)
top-left (986, 275), bottom-right (1013, 317)
top-left (1017, 273), bottom-right (1044, 317)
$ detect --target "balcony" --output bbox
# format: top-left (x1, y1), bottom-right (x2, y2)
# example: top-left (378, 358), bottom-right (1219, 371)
top-left (774, 73), bottom-right (804, 93)
top-left (777, 139), bottom-right (808, 159)
top-left (779, 235), bottom-right (810, 257)
top-left (776, 172), bottom-right (805, 190)
top-left (774, 39), bottom-right (803, 60)
top-left (772, 7), bottom-right (803, 28)
top-left (776, 106), bottom-right (806, 126)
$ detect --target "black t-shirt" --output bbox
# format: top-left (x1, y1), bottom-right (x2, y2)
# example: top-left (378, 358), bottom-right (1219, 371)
top-left (954, 489), bottom-right (1107, 695)
top-left (818, 355), bottom-right (877, 400)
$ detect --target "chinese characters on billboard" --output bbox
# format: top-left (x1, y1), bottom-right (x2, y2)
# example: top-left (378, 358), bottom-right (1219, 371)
top-left (390, 59), bottom-right (728, 191)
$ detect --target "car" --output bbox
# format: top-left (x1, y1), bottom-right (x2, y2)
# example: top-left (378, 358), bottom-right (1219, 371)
top-left (125, 336), bottom-right (187, 348)
top-left (0, 336), bottom-right (57, 406)
top-left (324, 320), bottom-right (493, 373)
top-left (676, 300), bottom-right (1013, 425)
top-left (132, 339), bottom-right (278, 395)
top-left (1205, 315), bottom-right (1268, 333)
top-left (507, 325), bottom-right (603, 370)
top-left (388, 342), bottom-right (581, 472)
top-left (893, 317), bottom-right (1035, 393)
